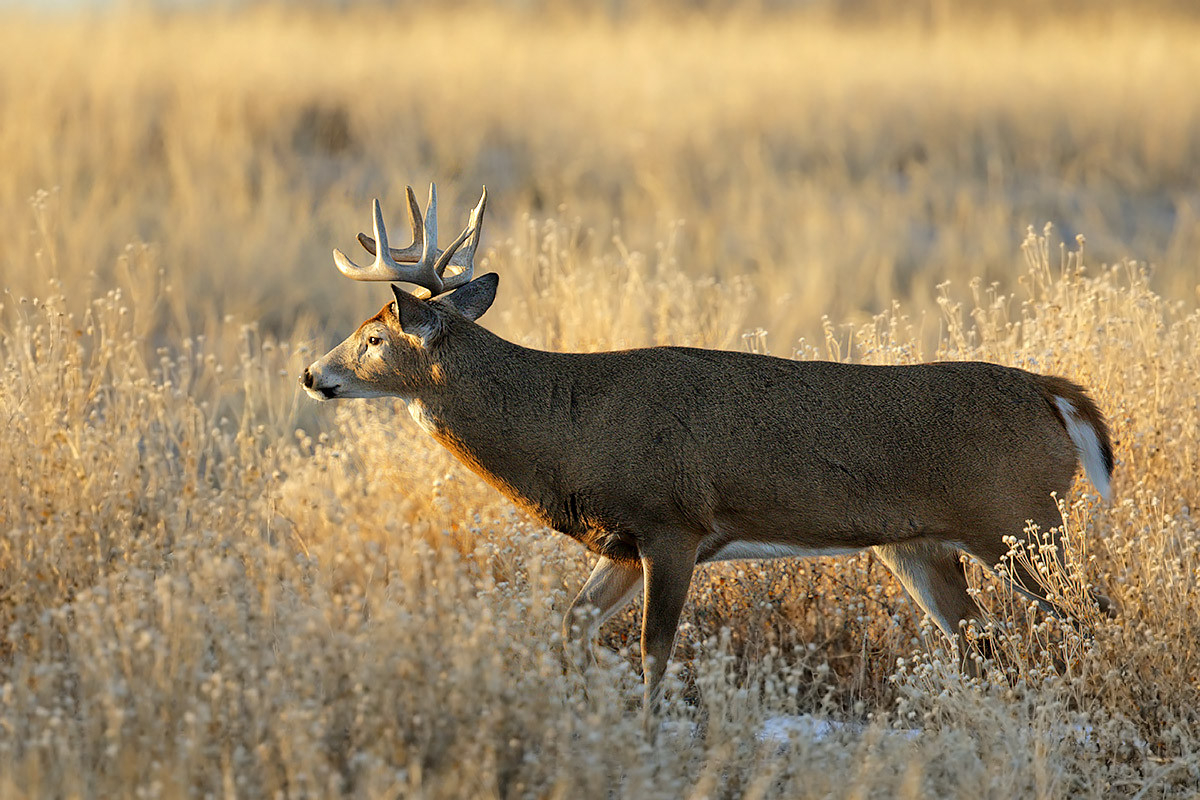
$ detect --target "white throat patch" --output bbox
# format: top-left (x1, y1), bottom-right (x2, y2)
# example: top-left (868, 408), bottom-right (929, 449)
top-left (406, 399), bottom-right (438, 435)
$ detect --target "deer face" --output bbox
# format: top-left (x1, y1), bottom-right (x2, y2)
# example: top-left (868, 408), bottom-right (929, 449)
top-left (302, 298), bottom-right (428, 401)
top-left (301, 275), bottom-right (498, 401)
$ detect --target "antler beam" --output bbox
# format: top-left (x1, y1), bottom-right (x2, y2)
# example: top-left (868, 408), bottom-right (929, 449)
top-left (332, 183), bottom-right (487, 298)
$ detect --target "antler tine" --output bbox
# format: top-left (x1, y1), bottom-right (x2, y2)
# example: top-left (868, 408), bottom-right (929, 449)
top-left (333, 198), bottom-right (404, 281)
top-left (333, 188), bottom-right (445, 294)
top-left (437, 186), bottom-right (488, 292)
top-left (356, 185), bottom-right (424, 262)
top-left (432, 224), bottom-right (475, 290)
top-left (332, 183), bottom-right (485, 297)
top-left (421, 183), bottom-right (439, 269)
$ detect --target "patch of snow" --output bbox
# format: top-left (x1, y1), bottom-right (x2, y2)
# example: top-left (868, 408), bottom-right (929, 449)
top-left (1068, 723), bottom-right (1148, 752)
top-left (757, 714), bottom-right (921, 745)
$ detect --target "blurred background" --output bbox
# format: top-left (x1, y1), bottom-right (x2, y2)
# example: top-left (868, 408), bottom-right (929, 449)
top-left (1, 0), bottom-right (1197, 354)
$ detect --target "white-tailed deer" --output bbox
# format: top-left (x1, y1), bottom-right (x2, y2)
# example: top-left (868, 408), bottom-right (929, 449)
top-left (302, 184), bottom-right (1114, 713)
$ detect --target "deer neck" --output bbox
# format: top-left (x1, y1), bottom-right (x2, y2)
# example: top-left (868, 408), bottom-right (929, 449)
top-left (409, 326), bottom-right (570, 508)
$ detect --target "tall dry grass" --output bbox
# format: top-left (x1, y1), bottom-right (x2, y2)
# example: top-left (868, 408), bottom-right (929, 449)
top-left (1, 3), bottom-right (1199, 798)
top-left (1, 4), bottom-right (1198, 344)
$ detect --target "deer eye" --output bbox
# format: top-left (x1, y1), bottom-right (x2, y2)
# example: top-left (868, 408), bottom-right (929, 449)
top-left (367, 335), bottom-right (383, 347)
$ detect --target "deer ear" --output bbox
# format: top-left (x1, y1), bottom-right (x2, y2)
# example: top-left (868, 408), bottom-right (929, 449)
top-left (441, 273), bottom-right (499, 321)
top-left (391, 284), bottom-right (439, 342)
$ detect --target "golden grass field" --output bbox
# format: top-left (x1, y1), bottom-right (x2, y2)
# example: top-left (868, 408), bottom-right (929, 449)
top-left (1, 3), bottom-right (1199, 797)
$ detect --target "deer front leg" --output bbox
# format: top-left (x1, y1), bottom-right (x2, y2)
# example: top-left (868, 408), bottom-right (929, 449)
top-left (562, 556), bottom-right (643, 652)
top-left (639, 535), bottom-right (699, 723)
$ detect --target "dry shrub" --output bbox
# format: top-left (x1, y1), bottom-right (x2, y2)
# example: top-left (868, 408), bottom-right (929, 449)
top-left (3, 203), bottom-right (1199, 796)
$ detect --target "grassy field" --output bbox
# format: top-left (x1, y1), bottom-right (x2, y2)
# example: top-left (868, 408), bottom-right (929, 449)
top-left (1, 3), bottom-right (1199, 797)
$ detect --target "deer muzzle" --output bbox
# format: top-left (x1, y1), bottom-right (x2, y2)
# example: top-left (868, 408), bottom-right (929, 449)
top-left (300, 363), bottom-right (340, 400)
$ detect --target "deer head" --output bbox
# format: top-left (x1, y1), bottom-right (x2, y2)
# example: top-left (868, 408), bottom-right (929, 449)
top-left (300, 184), bottom-right (497, 401)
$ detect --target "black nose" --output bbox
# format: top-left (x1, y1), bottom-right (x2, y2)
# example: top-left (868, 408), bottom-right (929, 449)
top-left (301, 367), bottom-right (314, 389)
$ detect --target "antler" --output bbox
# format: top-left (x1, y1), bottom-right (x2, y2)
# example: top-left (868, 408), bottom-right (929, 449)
top-left (332, 183), bottom-right (487, 298)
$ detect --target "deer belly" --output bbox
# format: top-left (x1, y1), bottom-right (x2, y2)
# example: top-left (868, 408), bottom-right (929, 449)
top-left (701, 540), bottom-right (864, 564)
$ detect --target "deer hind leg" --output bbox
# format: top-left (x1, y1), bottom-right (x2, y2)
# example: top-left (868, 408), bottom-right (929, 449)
top-left (873, 540), bottom-right (989, 674)
top-left (964, 511), bottom-right (1115, 622)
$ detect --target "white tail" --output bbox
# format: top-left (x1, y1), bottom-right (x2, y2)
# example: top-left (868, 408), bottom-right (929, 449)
top-left (301, 185), bottom-right (1116, 719)
top-left (1054, 396), bottom-right (1114, 501)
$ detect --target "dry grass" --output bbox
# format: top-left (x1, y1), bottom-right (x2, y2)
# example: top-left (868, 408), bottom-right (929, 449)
top-left (1, 3), bottom-right (1199, 798)
top-left (2, 4), bottom-right (1199, 343)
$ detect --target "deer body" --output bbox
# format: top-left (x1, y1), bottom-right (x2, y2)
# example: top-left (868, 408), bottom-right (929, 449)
top-left (408, 325), bottom-right (1090, 563)
top-left (302, 185), bottom-right (1114, 716)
